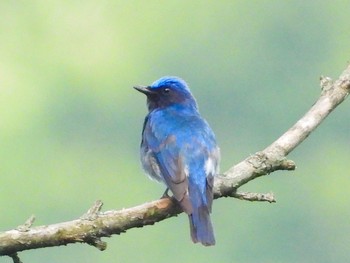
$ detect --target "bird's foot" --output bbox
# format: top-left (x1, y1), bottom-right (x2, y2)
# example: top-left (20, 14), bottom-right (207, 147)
top-left (161, 188), bottom-right (171, 199)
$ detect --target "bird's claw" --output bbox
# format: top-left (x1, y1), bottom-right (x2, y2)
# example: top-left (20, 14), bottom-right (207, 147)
top-left (161, 188), bottom-right (171, 199)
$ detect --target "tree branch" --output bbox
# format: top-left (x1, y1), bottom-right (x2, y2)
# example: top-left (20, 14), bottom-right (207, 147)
top-left (1, 64), bottom-right (350, 258)
top-left (215, 65), bottom-right (350, 196)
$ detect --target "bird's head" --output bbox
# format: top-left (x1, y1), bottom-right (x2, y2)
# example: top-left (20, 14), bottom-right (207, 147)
top-left (134, 76), bottom-right (198, 112)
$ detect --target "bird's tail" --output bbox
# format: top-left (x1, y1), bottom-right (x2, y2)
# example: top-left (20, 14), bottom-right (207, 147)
top-left (189, 205), bottom-right (215, 246)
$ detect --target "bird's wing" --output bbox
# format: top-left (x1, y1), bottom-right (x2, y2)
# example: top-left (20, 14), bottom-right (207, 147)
top-left (144, 115), bottom-right (219, 215)
top-left (153, 134), bottom-right (193, 214)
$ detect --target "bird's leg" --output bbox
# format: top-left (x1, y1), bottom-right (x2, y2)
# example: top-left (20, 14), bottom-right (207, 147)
top-left (161, 188), bottom-right (170, 198)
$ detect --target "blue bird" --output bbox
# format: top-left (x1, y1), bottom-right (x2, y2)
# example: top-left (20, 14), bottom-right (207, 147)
top-left (134, 76), bottom-right (220, 246)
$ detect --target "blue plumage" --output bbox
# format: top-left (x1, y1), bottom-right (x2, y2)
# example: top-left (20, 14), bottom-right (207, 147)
top-left (134, 76), bottom-right (220, 246)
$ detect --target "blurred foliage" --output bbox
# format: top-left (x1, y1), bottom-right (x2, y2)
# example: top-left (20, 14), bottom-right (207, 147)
top-left (1, 1), bottom-right (350, 262)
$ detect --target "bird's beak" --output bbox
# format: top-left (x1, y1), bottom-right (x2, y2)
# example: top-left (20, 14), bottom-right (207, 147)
top-left (133, 85), bottom-right (155, 95)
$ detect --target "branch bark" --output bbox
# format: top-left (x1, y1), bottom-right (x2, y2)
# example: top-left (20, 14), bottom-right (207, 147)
top-left (1, 64), bottom-right (350, 259)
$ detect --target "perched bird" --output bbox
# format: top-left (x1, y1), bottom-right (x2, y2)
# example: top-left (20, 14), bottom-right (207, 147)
top-left (134, 76), bottom-right (220, 246)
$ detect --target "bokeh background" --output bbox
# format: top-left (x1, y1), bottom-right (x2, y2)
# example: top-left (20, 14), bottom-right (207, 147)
top-left (1, 1), bottom-right (350, 262)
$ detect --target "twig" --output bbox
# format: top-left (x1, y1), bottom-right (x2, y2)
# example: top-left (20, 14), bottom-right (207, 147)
top-left (231, 191), bottom-right (276, 203)
top-left (16, 215), bottom-right (35, 232)
top-left (9, 253), bottom-right (22, 263)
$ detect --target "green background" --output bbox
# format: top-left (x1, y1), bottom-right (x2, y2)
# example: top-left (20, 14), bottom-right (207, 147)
top-left (1, 1), bottom-right (349, 262)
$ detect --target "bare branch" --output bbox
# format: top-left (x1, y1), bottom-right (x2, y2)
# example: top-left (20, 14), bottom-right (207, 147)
top-left (0, 199), bottom-right (182, 255)
top-left (230, 191), bottom-right (276, 203)
top-left (1, 64), bottom-right (350, 257)
top-left (215, 64), bottom-right (350, 196)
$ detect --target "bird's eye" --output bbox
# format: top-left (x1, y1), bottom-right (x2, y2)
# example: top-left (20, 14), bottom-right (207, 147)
top-left (163, 88), bottom-right (170, 94)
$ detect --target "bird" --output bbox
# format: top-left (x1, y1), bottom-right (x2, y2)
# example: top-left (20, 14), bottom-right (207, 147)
top-left (134, 76), bottom-right (220, 246)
